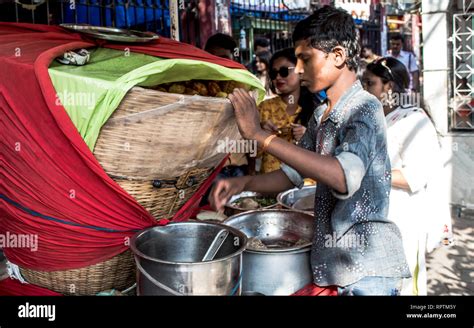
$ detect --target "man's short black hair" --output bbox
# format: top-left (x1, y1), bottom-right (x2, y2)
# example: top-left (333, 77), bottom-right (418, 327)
top-left (390, 33), bottom-right (404, 42)
top-left (292, 5), bottom-right (360, 71)
top-left (204, 33), bottom-right (237, 53)
top-left (254, 37), bottom-right (270, 49)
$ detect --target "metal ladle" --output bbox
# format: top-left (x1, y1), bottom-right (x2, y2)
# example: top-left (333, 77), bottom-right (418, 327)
top-left (201, 229), bottom-right (229, 262)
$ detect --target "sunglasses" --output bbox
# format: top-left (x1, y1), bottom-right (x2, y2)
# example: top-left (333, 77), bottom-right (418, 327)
top-left (269, 66), bottom-right (295, 80)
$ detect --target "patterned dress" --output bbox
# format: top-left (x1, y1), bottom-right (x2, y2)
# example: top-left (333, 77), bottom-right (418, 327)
top-left (258, 96), bottom-right (302, 173)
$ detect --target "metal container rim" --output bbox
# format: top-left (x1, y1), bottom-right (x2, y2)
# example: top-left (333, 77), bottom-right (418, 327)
top-left (130, 221), bottom-right (248, 265)
top-left (224, 209), bottom-right (314, 254)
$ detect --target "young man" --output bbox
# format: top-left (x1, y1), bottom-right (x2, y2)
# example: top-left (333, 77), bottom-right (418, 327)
top-left (210, 6), bottom-right (410, 295)
top-left (204, 33), bottom-right (238, 61)
top-left (386, 33), bottom-right (419, 92)
top-left (361, 44), bottom-right (379, 64)
top-left (254, 37), bottom-right (271, 54)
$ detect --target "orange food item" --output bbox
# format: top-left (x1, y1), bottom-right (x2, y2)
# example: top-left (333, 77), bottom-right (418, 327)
top-left (168, 83), bottom-right (186, 94)
top-left (191, 81), bottom-right (208, 96)
top-left (207, 81), bottom-right (222, 96)
top-left (184, 88), bottom-right (200, 95)
top-left (215, 92), bottom-right (228, 98)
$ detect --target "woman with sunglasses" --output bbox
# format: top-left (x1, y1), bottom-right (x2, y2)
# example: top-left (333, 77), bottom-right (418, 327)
top-left (362, 57), bottom-right (452, 295)
top-left (256, 48), bottom-right (319, 174)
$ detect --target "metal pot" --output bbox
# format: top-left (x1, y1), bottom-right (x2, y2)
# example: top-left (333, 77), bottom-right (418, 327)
top-left (224, 191), bottom-right (278, 217)
top-left (131, 222), bottom-right (247, 296)
top-left (224, 209), bottom-right (314, 295)
top-left (277, 185), bottom-right (317, 213)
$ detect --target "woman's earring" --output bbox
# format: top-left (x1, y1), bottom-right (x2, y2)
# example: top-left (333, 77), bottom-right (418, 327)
top-left (387, 89), bottom-right (394, 108)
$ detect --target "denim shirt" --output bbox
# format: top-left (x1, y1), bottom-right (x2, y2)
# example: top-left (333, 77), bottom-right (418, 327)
top-left (281, 81), bottom-right (411, 287)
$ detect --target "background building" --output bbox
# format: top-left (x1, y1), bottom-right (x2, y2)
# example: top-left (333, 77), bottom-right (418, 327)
top-left (0, 0), bottom-right (472, 211)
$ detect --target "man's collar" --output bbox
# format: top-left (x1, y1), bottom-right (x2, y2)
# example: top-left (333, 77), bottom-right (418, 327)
top-left (326, 80), bottom-right (363, 124)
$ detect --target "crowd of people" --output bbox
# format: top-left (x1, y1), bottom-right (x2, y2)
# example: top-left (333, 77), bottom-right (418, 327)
top-left (202, 6), bottom-right (451, 296)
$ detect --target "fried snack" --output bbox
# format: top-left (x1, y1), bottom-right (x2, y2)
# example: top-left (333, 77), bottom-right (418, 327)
top-left (184, 88), bottom-right (200, 95)
top-left (168, 83), bottom-right (186, 94)
top-left (207, 81), bottom-right (222, 96)
top-left (218, 81), bottom-right (234, 94)
top-left (191, 81), bottom-right (208, 96)
top-left (234, 82), bottom-right (249, 90)
top-left (219, 81), bottom-right (250, 94)
top-left (154, 86), bottom-right (168, 92)
top-left (215, 92), bottom-right (228, 98)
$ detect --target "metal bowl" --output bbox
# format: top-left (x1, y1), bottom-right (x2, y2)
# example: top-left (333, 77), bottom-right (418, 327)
top-left (277, 185), bottom-right (316, 213)
top-left (224, 209), bottom-right (314, 252)
top-left (224, 191), bottom-right (277, 216)
top-left (223, 209), bottom-right (314, 295)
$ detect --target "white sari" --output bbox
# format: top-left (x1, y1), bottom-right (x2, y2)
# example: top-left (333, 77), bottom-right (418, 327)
top-left (385, 105), bottom-right (452, 295)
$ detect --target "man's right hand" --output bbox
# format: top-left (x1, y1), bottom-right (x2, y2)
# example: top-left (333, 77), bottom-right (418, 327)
top-left (209, 176), bottom-right (250, 211)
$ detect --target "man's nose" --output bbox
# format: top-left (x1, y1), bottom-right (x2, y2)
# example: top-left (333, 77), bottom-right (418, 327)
top-left (295, 60), bottom-right (304, 75)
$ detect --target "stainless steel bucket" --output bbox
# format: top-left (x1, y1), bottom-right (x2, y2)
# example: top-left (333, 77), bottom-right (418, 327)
top-left (224, 209), bottom-right (314, 295)
top-left (131, 222), bottom-right (247, 296)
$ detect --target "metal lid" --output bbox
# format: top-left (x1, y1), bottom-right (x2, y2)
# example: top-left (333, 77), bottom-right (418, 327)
top-left (60, 24), bottom-right (159, 43)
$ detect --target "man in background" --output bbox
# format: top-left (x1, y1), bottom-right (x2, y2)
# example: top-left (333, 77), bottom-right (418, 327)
top-left (204, 33), bottom-right (238, 61)
top-left (361, 44), bottom-right (379, 64)
top-left (247, 37), bottom-right (271, 74)
top-left (255, 37), bottom-right (271, 54)
top-left (386, 33), bottom-right (419, 92)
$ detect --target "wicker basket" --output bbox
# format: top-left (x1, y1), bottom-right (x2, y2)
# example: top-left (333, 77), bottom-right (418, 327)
top-left (19, 85), bottom-right (242, 294)
top-left (112, 166), bottom-right (212, 219)
top-left (93, 86), bottom-right (240, 219)
top-left (20, 250), bottom-right (135, 295)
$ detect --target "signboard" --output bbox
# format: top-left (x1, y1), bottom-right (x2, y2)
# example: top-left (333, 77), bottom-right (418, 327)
top-left (282, 0), bottom-right (311, 10)
top-left (335, 0), bottom-right (371, 21)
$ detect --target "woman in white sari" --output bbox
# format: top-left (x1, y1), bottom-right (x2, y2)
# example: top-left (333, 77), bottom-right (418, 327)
top-left (362, 57), bottom-right (452, 295)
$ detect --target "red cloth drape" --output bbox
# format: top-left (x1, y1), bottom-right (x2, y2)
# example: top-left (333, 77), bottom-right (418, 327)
top-left (0, 278), bottom-right (63, 296)
top-left (292, 283), bottom-right (338, 296)
top-left (0, 23), bottom-right (238, 271)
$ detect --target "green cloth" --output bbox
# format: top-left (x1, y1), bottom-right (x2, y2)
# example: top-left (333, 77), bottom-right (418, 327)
top-left (49, 48), bottom-right (265, 150)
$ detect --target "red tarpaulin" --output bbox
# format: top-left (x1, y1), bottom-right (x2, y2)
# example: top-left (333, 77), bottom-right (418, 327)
top-left (0, 23), bottom-right (238, 271)
top-left (0, 278), bottom-right (63, 296)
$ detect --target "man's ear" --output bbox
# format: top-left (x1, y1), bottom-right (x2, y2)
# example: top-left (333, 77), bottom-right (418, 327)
top-left (332, 46), bottom-right (347, 68)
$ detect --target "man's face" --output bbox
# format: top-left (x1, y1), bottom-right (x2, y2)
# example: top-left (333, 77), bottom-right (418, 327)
top-left (255, 45), bottom-right (270, 54)
top-left (294, 39), bottom-right (338, 93)
top-left (207, 47), bottom-right (234, 60)
top-left (390, 39), bottom-right (403, 56)
top-left (362, 47), bottom-right (372, 59)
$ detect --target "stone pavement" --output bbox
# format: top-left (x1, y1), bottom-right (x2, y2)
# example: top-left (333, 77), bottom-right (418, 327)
top-left (426, 207), bottom-right (474, 295)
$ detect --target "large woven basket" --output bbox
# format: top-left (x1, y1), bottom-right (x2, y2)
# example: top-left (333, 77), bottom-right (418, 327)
top-left (19, 85), bottom-right (242, 295)
top-left (93, 86), bottom-right (241, 219)
top-left (20, 250), bottom-right (135, 295)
